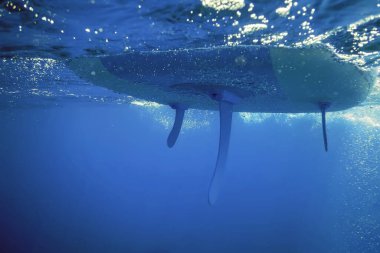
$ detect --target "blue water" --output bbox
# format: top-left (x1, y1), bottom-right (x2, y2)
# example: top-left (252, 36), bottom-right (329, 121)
top-left (1, 0), bottom-right (380, 252)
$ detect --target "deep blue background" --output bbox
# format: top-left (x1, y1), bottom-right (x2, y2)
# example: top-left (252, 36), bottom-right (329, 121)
top-left (1, 103), bottom-right (378, 253)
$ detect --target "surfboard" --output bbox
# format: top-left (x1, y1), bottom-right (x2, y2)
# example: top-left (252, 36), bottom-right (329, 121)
top-left (68, 45), bottom-right (375, 113)
top-left (68, 45), bottom-right (377, 205)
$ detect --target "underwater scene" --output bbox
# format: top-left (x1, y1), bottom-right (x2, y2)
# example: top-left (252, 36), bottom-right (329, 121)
top-left (1, 0), bottom-right (380, 252)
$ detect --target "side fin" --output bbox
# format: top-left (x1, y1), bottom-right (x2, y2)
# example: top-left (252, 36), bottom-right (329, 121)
top-left (319, 102), bottom-right (330, 152)
top-left (167, 104), bottom-right (187, 148)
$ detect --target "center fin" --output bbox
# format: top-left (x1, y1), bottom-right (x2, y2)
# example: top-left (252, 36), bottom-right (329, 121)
top-left (208, 90), bottom-right (241, 205)
top-left (167, 104), bottom-right (187, 148)
top-left (208, 100), bottom-right (234, 205)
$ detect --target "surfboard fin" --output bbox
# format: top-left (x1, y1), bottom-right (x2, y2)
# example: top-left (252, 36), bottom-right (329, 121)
top-left (319, 102), bottom-right (330, 152)
top-left (208, 90), bottom-right (241, 205)
top-left (167, 104), bottom-right (187, 148)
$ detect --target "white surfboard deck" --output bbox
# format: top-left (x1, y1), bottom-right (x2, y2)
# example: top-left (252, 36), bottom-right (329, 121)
top-left (68, 45), bottom-right (376, 113)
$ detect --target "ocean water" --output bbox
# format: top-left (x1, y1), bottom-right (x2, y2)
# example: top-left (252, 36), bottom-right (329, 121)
top-left (1, 0), bottom-right (380, 253)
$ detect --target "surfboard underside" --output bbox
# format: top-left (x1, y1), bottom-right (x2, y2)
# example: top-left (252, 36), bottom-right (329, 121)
top-left (68, 45), bottom-right (377, 205)
top-left (68, 45), bottom-right (376, 113)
